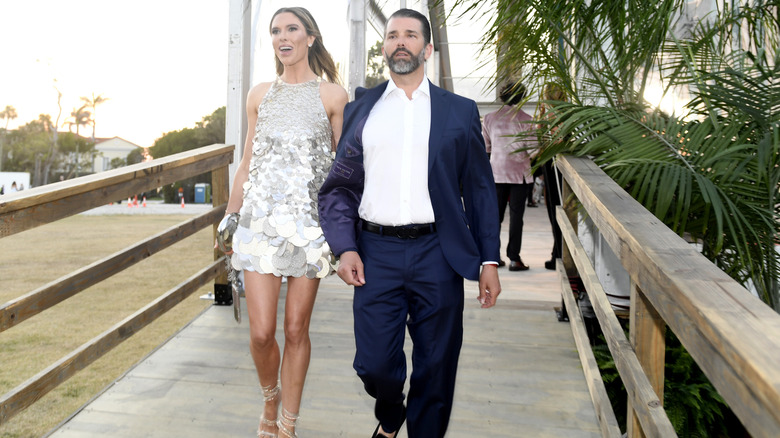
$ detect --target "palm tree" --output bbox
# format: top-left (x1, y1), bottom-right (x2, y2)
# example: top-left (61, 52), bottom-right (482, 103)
top-left (456, 0), bottom-right (779, 310)
top-left (0, 105), bottom-right (18, 171)
top-left (67, 104), bottom-right (91, 177)
top-left (80, 93), bottom-right (108, 141)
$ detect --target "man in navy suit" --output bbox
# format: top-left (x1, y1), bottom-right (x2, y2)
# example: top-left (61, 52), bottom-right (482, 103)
top-left (318, 8), bottom-right (501, 438)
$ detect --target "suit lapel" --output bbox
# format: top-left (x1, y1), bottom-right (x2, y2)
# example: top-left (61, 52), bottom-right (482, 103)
top-left (428, 82), bottom-right (450, 173)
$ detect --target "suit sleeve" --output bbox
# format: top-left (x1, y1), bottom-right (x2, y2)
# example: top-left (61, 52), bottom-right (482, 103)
top-left (461, 102), bottom-right (501, 263)
top-left (318, 113), bottom-right (366, 257)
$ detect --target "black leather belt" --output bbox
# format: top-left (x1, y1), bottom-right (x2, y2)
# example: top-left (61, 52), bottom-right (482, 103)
top-left (362, 221), bottom-right (436, 239)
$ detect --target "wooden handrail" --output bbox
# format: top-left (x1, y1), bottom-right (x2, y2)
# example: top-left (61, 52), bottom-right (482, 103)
top-left (0, 144), bottom-right (233, 238)
top-left (0, 143), bottom-right (235, 427)
top-left (0, 206), bottom-right (226, 333)
top-left (0, 259), bottom-right (225, 424)
top-left (556, 155), bottom-right (780, 437)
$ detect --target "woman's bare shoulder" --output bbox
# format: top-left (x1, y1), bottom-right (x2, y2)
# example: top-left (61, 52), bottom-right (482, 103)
top-left (320, 81), bottom-right (348, 106)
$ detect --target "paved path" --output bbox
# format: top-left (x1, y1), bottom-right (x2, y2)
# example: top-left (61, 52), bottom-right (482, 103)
top-left (51, 202), bottom-right (600, 437)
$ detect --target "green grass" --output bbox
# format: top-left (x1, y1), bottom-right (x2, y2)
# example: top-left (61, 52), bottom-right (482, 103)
top-left (0, 214), bottom-right (214, 437)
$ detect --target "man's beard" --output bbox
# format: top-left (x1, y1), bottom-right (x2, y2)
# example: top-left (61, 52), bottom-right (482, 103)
top-left (385, 47), bottom-right (426, 75)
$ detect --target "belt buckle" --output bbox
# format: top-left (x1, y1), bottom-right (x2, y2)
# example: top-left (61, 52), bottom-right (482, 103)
top-left (404, 227), bottom-right (419, 239)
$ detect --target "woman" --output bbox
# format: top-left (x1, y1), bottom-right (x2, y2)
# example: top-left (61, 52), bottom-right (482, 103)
top-left (538, 83), bottom-right (565, 270)
top-left (220, 7), bottom-right (347, 437)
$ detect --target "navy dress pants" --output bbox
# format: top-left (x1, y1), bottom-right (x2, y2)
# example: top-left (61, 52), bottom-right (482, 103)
top-left (354, 230), bottom-right (465, 438)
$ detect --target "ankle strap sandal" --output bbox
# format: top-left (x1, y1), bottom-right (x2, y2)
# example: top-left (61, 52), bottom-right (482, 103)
top-left (257, 383), bottom-right (280, 438)
top-left (277, 407), bottom-right (299, 438)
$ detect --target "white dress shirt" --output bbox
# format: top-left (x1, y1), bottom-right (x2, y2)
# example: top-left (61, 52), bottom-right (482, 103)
top-left (359, 77), bottom-right (435, 226)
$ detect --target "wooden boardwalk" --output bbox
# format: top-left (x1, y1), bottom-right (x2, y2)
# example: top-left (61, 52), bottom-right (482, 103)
top-left (47, 205), bottom-right (602, 437)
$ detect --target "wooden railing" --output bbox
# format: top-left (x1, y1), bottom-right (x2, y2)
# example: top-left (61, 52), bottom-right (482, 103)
top-left (0, 144), bottom-right (234, 425)
top-left (554, 155), bottom-right (780, 438)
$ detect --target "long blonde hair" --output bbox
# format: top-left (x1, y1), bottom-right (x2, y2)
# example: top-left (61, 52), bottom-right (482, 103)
top-left (270, 7), bottom-right (341, 85)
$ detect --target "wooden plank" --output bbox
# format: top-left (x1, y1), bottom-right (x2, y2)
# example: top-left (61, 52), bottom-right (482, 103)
top-left (557, 205), bottom-right (677, 437)
top-left (0, 259), bottom-right (224, 426)
top-left (0, 144), bottom-right (233, 238)
top-left (627, 283), bottom-right (666, 438)
top-left (48, 267), bottom-right (604, 438)
top-left (0, 207), bottom-right (225, 333)
top-left (557, 155), bottom-right (780, 437)
top-left (557, 262), bottom-right (622, 438)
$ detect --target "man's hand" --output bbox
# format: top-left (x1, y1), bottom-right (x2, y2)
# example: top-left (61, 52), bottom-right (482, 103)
top-left (478, 264), bottom-right (501, 308)
top-left (337, 251), bottom-right (366, 286)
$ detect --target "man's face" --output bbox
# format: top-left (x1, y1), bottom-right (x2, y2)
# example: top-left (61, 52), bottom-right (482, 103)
top-left (383, 16), bottom-right (432, 75)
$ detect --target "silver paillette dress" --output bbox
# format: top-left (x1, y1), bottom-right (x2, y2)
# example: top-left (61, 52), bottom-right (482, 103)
top-left (231, 77), bottom-right (336, 279)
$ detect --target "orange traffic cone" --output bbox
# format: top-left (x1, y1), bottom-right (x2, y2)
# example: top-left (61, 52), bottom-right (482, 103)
top-left (133, 195), bottom-right (138, 207)
top-left (127, 197), bottom-right (132, 207)
top-left (180, 197), bottom-right (185, 208)
top-left (142, 196), bottom-right (147, 207)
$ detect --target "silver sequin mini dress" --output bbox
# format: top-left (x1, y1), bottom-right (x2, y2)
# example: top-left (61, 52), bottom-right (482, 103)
top-left (231, 77), bottom-right (336, 279)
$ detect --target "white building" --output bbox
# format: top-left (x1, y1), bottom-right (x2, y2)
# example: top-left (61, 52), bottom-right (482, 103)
top-left (91, 137), bottom-right (144, 173)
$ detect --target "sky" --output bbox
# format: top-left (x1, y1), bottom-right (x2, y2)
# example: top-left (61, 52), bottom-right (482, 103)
top-left (0, 0), bottom-right (352, 147)
top-left (0, 0), bottom-right (492, 147)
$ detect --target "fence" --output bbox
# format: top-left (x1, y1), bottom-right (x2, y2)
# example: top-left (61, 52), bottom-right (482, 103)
top-left (0, 144), bottom-right (234, 425)
top-left (554, 155), bottom-right (780, 438)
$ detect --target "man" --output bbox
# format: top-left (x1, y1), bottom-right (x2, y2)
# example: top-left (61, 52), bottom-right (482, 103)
top-left (318, 8), bottom-right (501, 438)
top-left (482, 82), bottom-right (538, 271)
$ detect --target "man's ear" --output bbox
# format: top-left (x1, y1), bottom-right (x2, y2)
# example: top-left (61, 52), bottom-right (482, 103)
top-left (424, 43), bottom-right (434, 61)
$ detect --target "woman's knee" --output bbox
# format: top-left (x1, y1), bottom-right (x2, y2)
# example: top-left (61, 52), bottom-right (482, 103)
top-left (250, 326), bottom-right (277, 349)
top-left (283, 318), bottom-right (310, 345)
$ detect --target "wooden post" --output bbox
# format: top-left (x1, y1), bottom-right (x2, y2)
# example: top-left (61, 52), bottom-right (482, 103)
top-left (561, 165), bottom-right (577, 276)
top-left (627, 282), bottom-right (666, 438)
top-left (226, 0), bottom-right (252, 183)
top-left (348, 0), bottom-right (366, 99)
top-left (212, 164), bottom-right (231, 286)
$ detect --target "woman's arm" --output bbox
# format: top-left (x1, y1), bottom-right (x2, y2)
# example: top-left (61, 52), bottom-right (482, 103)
top-left (225, 82), bottom-right (272, 214)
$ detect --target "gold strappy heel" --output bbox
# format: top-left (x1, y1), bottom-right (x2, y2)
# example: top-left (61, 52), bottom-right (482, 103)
top-left (257, 383), bottom-right (280, 438)
top-left (277, 407), bottom-right (299, 438)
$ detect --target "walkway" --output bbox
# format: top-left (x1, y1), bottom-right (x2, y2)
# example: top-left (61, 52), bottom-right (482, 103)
top-left (49, 203), bottom-right (601, 437)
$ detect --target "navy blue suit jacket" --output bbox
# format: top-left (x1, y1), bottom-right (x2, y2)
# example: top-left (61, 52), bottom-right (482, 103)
top-left (318, 80), bottom-right (500, 281)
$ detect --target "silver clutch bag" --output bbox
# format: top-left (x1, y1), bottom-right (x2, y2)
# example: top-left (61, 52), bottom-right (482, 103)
top-left (216, 213), bottom-right (240, 253)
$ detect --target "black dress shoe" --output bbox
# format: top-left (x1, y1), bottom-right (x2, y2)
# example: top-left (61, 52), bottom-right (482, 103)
top-left (372, 407), bottom-right (406, 437)
top-left (545, 258), bottom-right (556, 270)
top-left (509, 260), bottom-right (529, 271)
top-left (497, 260), bottom-right (506, 267)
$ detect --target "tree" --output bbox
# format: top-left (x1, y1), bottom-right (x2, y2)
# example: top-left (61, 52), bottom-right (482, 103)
top-left (109, 157), bottom-right (126, 169)
top-left (151, 107), bottom-right (226, 159)
top-left (365, 41), bottom-right (387, 88)
top-left (66, 104), bottom-right (92, 177)
top-left (150, 107), bottom-right (226, 202)
top-left (0, 104), bottom-right (18, 171)
top-left (459, 0), bottom-right (779, 311)
top-left (126, 147), bottom-right (145, 165)
top-left (80, 93), bottom-right (109, 141)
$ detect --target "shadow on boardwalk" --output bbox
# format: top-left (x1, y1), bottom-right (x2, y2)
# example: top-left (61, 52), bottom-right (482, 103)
top-left (49, 205), bottom-right (601, 437)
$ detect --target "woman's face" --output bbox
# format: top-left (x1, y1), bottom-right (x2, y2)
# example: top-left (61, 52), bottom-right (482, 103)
top-left (270, 12), bottom-right (315, 69)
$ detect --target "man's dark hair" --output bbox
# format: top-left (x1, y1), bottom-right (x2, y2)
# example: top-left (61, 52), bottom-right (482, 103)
top-left (499, 82), bottom-right (526, 106)
top-left (386, 8), bottom-right (432, 45)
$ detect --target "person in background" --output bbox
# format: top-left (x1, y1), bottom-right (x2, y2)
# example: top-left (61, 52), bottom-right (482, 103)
top-left (539, 83), bottom-right (566, 270)
top-left (482, 82), bottom-right (539, 271)
top-left (217, 7), bottom-right (347, 437)
top-left (318, 8), bottom-right (501, 438)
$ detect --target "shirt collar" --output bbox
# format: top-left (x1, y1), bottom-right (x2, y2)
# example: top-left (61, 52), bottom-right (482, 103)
top-left (382, 76), bottom-right (430, 100)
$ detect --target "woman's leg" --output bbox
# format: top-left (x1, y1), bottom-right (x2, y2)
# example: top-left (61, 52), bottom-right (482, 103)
top-left (278, 276), bottom-right (320, 436)
top-left (245, 271), bottom-right (283, 435)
